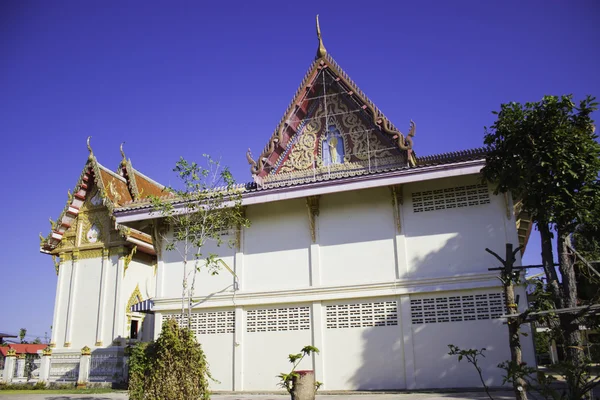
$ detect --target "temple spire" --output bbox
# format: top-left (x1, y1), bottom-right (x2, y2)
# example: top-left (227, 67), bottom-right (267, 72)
top-left (316, 15), bottom-right (327, 59)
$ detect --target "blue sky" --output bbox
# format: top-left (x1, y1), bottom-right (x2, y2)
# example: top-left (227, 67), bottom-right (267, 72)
top-left (0, 1), bottom-right (598, 341)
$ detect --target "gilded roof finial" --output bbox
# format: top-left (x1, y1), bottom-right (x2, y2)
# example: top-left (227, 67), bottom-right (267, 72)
top-left (316, 15), bottom-right (327, 59)
top-left (120, 142), bottom-right (126, 161)
top-left (87, 136), bottom-right (93, 159)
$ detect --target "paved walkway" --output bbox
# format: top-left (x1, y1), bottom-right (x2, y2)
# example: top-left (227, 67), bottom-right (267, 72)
top-left (0, 391), bottom-right (517, 400)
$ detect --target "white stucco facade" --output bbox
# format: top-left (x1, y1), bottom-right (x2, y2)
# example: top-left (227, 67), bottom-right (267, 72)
top-left (138, 172), bottom-right (536, 391)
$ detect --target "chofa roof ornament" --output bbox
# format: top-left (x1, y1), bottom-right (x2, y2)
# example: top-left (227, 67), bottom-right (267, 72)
top-left (316, 15), bottom-right (327, 59)
top-left (87, 136), bottom-right (94, 160)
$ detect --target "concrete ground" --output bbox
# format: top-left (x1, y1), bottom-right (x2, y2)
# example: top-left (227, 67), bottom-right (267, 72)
top-left (0, 391), bottom-right (518, 400)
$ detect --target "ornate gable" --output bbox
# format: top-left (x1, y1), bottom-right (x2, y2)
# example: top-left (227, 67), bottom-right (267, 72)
top-left (40, 139), bottom-right (157, 256)
top-left (246, 16), bottom-right (416, 187)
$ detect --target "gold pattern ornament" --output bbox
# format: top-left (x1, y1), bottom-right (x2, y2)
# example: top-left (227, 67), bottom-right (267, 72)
top-left (280, 118), bottom-right (321, 173)
top-left (17, 353), bottom-right (26, 359)
top-left (81, 346), bottom-right (91, 356)
top-left (6, 349), bottom-right (16, 357)
top-left (107, 181), bottom-right (122, 205)
top-left (42, 347), bottom-right (53, 356)
top-left (126, 285), bottom-right (143, 316)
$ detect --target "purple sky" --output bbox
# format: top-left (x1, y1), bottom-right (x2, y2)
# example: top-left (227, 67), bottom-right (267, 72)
top-left (1, 0), bottom-right (598, 341)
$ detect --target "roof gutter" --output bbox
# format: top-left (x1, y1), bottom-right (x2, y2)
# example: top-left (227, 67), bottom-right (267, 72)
top-left (114, 159), bottom-right (485, 224)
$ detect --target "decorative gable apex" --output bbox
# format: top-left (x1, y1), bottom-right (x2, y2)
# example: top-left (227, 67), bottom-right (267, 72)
top-left (246, 16), bottom-right (416, 188)
top-left (40, 138), bottom-right (158, 256)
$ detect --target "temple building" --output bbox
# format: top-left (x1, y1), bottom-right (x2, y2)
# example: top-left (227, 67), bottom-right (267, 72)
top-left (40, 18), bottom-right (535, 391)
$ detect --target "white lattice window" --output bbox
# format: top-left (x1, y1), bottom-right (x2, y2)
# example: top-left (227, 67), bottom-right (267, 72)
top-left (412, 184), bottom-right (490, 213)
top-left (410, 292), bottom-right (505, 324)
top-left (326, 301), bottom-right (398, 329)
top-left (163, 310), bottom-right (235, 334)
top-left (246, 306), bottom-right (311, 333)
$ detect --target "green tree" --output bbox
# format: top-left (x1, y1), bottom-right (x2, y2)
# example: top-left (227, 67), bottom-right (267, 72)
top-left (150, 155), bottom-right (249, 325)
top-left (482, 95), bottom-right (600, 399)
top-left (19, 328), bottom-right (27, 344)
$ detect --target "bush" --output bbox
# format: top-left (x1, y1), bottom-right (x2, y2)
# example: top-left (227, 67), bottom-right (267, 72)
top-left (128, 318), bottom-right (211, 400)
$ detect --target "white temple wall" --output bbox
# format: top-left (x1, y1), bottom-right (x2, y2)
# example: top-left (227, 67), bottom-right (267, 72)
top-left (242, 303), bottom-right (313, 390)
top-left (243, 199), bottom-right (311, 291)
top-left (69, 257), bottom-right (102, 348)
top-left (161, 232), bottom-right (237, 298)
top-left (319, 188), bottom-right (397, 286)
top-left (403, 176), bottom-right (511, 280)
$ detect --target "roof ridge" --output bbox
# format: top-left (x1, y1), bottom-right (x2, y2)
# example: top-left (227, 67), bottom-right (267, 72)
top-left (97, 162), bottom-right (127, 183)
top-left (416, 147), bottom-right (487, 164)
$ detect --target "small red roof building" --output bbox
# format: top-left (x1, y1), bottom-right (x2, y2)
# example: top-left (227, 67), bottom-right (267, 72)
top-left (0, 344), bottom-right (47, 357)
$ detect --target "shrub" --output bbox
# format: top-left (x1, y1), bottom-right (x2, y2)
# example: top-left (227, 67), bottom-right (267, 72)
top-left (128, 318), bottom-right (211, 400)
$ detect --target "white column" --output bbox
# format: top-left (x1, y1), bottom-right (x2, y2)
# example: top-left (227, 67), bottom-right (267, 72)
top-left (307, 197), bottom-right (321, 286)
top-left (64, 251), bottom-right (80, 347)
top-left (153, 312), bottom-right (163, 340)
top-left (50, 256), bottom-right (68, 347)
top-left (112, 250), bottom-right (126, 345)
top-left (95, 249), bottom-right (109, 346)
top-left (234, 227), bottom-right (245, 291)
top-left (309, 243), bottom-right (321, 286)
top-left (77, 348), bottom-right (91, 387)
top-left (2, 353), bottom-right (15, 382)
top-left (233, 306), bottom-right (244, 391)
top-left (155, 259), bottom-right (165, 297)
top-left (15, 357), bottom-right (25, 379)
top-left (392, 187), bottom-right (409, 279)
top-left (399, 294), bottom-right (416, 389)
top-left (311, 302), bottom-right (325, 386)
top-left (39, 350), bottom-right (51, 383)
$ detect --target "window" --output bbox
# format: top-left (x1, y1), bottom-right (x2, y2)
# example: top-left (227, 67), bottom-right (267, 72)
top-left (412, 184), bottom-right (490, 213)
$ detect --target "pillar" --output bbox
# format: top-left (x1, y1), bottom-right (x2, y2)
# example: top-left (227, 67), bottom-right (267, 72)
top-left (77, 346), bottom-right (91, 388)
top-left (390, 185), bottom-right (409, 279)
top-left (95, 248), bottom-right (110, 346)
top-left (2, 350), bottom-right (16, 382)
top-left (233, 306), bottom-right (244, 391)
top-left (38, 347), bottom-right (52, 383)
top-left (306, 196), bottom-right (321, 286)
top-left (15, 355), bottom-right (25, 379)
top-left (64, 250), bottom-right (80, 347)
top-left (311, 302), bottom-right (325, 386)
top-left (50, 254), bottom-right (68, 348)
top-left (112, 247), bottom-right (126, 345)
top-left (399, 294), bottom-right (416, 389)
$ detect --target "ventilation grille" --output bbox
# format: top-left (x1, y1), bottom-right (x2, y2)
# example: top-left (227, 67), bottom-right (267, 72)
top-left (163, 310), bottom-right (235, 334)
top-left (410, 293), bottom-right (505, 324)
top-left (247, 306), bottom-right (311, 333)
top-left (412, 184), bottom-right (490, 213)
top-left (326, 301), bottom-right (398, 329)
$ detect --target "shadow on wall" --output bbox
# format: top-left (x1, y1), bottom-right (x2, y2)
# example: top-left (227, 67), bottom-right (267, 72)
top-left (348, 325), bottom-right (405, 390)
top-left (346, 231), bottom-right (515, 391)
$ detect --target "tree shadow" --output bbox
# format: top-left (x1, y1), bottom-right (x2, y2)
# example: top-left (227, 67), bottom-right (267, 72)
top-left (344, 228), bottom-right (536, 391)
